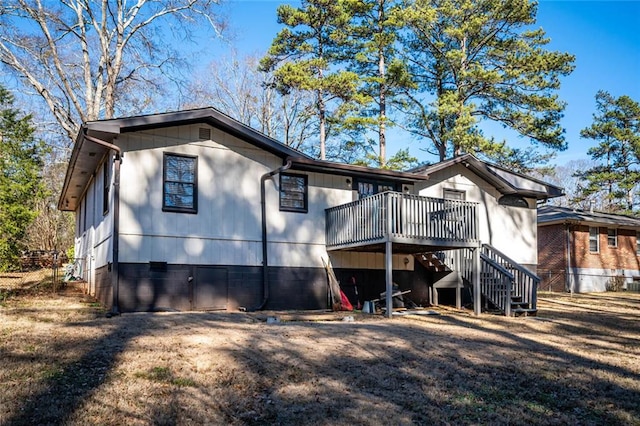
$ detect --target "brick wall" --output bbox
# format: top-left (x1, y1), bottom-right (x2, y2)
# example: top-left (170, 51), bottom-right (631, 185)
top-left (538, 223), bottom-right (567, 292)
top-left (571, 225), bottom-right (640, 271)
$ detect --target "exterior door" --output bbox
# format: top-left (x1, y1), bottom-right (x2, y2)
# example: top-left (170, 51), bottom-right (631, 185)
top-left (356, 179), bottom-right (397, 198)
top-left (193, 267), bottom-right (228, 310)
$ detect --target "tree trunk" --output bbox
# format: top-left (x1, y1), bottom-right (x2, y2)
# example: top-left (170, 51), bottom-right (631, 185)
top-left (378, 0), bottom-right (386, 167)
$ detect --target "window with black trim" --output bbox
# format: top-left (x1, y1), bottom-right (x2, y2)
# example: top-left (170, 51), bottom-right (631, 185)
top-left (280, 173), bottom-right (308, 213)
top-left (607, 228), bottom-right (617, 247)
top-left (356, 180), bottom-right (396, 198)
top-left (102, 159), bottom-right (110, 216)
top-left (498, 194), bottom-right (528, 208)
top-left (163, 153), bottom-right (198, 213)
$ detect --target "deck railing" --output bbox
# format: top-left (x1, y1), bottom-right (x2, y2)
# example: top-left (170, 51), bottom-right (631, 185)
top-left (479, 253), bottom-right (515, 316)
top-left (482, 244), bottom-right (539, 312)
top-left (432, 245), bottom-right (538, 316)
top-left (325, 192), bottom-right (479, 249)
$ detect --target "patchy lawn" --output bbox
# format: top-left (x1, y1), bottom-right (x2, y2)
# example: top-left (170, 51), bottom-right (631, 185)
top-left (1, 282), bottom-right (639, 425)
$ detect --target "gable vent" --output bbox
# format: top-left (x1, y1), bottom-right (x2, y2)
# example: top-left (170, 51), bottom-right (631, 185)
top-left (198, 127), bottom-right (211, 140)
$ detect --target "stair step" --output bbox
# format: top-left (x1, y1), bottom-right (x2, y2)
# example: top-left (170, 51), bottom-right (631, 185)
top-left (511, 308), bottom-right (537, 317)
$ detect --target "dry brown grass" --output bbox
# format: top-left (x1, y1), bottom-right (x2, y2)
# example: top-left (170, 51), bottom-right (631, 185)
top-left (1, 282), bottom-right (639, 425)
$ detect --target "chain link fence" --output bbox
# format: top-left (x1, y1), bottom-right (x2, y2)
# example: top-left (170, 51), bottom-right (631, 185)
top-left (1, 252), bottom-right (87, 298)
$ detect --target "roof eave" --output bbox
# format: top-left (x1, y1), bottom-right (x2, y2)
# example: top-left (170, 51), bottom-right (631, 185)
top-left (289, 157), bottom-right (429, 184)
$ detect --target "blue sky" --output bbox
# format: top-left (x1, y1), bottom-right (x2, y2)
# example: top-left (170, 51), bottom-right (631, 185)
top-left (215, 0), bottom-right (639, 165)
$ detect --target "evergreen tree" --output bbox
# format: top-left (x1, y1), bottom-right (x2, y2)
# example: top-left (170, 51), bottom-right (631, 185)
top-left (399, 0), bottom-right (575, 163)
top-left (0, 86), bottom-right (47, 270)
top-left (260, 0), bottom-right (365, 160)
top-left (344, 0), bottom-right (411, 167)
top-left (575, 91), bottom-right (640, 213)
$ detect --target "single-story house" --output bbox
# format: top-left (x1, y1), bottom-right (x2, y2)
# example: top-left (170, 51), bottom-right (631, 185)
top-left (538, 205), bottom-right (640, 292)
top-left (58, 107), bottom-right (563, 316)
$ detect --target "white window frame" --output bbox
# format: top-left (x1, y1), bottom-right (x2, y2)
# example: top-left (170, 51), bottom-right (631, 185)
top-left (589, 227), bottom-right (599, 253)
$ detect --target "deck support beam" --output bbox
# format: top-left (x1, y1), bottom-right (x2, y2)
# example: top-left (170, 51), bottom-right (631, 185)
top-left (385, 240), bottom-right (393, 319)
top-left (473, 246), bottom-right (481, 316)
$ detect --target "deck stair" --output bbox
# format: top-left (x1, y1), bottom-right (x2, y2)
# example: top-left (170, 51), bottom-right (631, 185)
top-left (432, 245), bottom-right (539, 316)
top-left (479, 244), bottom-right (539, 316)
top-left (414, 252), bottom-right (451, 272)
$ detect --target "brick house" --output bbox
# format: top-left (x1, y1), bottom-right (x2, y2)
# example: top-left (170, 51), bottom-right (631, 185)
top-left (538, 205), bottom-right (640, 292)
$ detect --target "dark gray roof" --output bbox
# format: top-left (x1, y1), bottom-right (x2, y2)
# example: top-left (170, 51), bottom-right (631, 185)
top-left (58, 107), bottom-right (428, 211)
top-left (410, 154), bottom-right (564, 200)
top-left (538, 205), bottom-right (640, 228)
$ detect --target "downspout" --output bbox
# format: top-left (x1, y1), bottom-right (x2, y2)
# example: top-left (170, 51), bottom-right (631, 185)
top-left (566, 222), bottom-right (572, 295)
top-left (83, 132), bottom-right (122, 316)
top-left (254, 159), bottom-right (292, 311)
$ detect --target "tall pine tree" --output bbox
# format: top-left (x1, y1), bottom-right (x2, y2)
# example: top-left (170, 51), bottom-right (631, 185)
top-left (344, 0), bottom-right (414, 167)
top-left (399, 0), bottom-right (575, 164)
top-left (260, 0), bottom-right (365, 160)
top-left (575, 91), bottom-right (640, 214)
top-left (0, 86), bottom-right (47, 270)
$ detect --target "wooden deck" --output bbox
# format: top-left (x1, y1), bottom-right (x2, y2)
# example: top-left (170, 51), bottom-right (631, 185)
top-left (325, 193), bottom-right (538, 317)
top-left (325, 192), bottom-right (480, 252)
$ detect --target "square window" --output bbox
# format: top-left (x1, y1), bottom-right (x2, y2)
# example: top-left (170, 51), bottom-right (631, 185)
top-left (280, 173), bottom-right (307, 213)
top-left (163, 153), bottom-right (197, 214)
top-left (589, 227), bottom-right (599, 252)
top-left (607, 228), bottom-right (617, 247)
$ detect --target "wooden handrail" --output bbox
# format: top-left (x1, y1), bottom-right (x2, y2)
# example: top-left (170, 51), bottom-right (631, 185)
top-left (326, 192), bottom-right (479, 248)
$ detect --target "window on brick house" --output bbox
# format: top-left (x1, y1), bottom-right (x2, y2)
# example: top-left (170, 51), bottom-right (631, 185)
top-left (589, 227), bottom-right (599, 252)
top-left (607, 228), bottom-right (617, 247)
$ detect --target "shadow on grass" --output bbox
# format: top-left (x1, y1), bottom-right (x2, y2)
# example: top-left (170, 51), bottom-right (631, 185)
top-left (3, 300), bottom-right (639, 425)
top-left (210, 313), bottom-right (639, 425)
top-left (3, 316), bottom-right (144, 426)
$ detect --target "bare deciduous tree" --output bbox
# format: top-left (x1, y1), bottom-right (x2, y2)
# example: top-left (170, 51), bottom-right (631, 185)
top-left (536, 159), bottom-right (606, 210)
top-left (186, 52), bottom-right (317, 154)
top-left (0, 0), bottom-right (223, 144)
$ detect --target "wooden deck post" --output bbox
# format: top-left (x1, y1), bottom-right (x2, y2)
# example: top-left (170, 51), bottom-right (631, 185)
top-left (385, 194), bottom-right (393, 319)
top-left (385, 240), bottom-right (393, 318)
top-left (473, 246), bottom-right (481, 316)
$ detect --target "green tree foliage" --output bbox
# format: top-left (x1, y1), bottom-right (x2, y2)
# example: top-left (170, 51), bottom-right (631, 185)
top-left (343, 0), bottom-right (412, 167)
top-left (399, 0), bottom-right (575, 163)
top-left (0, 86), bottom-right (47, 270)
top-left (260, 0), bottom-right (366, 160)
top-left (574, 91), bottom-right (640, 214)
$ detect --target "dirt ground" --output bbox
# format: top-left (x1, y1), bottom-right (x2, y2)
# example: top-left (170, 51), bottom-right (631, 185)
top-left (1, 281), bottom-right (639, 425)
